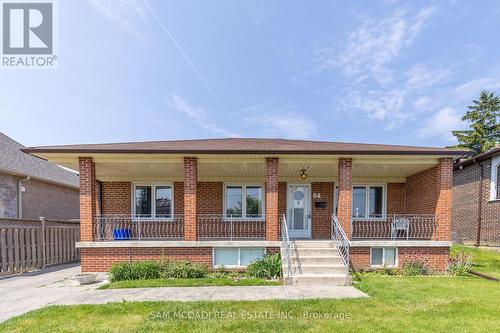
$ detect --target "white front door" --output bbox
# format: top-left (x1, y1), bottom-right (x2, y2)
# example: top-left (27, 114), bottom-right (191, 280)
top-left (287, 184), bottom-right (311, 239)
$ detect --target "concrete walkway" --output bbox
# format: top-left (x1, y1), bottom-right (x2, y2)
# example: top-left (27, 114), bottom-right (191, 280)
top-left (0, 264), bottom-right (367, 323)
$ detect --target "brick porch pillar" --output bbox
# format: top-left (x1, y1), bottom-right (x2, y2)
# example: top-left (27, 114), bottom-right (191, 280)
top-left (183, 157), bottom-right (197, 241)
top-left (79, 157), bottom-right (96, 242)
top-left (265, 157), bottom-right (279, 241)
top-left (337, 158), bottom-right (352, 238)
top-left (435, 158), bottom-right (453, 241)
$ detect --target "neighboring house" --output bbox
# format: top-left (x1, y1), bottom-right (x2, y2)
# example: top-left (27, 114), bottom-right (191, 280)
top-left (0, 133), bottom-right (79, 220)
top-left (453, 147), bottom-right (500, 246)
top-left (24, 138), bottom-right (466, 285)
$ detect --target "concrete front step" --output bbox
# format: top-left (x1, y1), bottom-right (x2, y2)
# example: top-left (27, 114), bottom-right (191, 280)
top-left (288, 264), bottom-right (347, 275)
top-left (290, 241), bottom-right (337, 248)
top-left (289, 255), bottom-right (344, 265)
top-left (284, 274), bottom-right (352, 286)
top-left (291, 248), bottom-right (339, 256)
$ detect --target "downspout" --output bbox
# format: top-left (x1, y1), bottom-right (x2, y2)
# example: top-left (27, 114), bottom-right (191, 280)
top-left (17, 176), bottom-right (30, 219)
top-left (473, 158), bottom-right (483, 247)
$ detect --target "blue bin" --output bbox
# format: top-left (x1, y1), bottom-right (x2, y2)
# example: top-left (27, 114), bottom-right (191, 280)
top-left (113, 228), bottom-right (131, 240)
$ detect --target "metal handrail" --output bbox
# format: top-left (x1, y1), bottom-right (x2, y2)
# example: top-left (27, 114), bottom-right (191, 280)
top-left (280, 214), bottom-right (292, 278)
top-left (331, 214), bottom-right (350, 274)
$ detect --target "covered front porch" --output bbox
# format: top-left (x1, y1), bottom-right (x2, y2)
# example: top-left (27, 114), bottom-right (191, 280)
top-left (68, 153), bottom-right (451, 244)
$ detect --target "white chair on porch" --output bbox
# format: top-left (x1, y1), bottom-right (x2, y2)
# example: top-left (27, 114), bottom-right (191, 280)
top-left (391, 218), bottom-right (410, 240)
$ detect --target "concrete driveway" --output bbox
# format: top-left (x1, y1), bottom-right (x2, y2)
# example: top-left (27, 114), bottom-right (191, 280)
top-left (0, 264), bottom-right (367, 323)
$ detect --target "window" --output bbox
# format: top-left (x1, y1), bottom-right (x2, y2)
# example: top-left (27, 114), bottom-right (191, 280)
top-left (213, 248), bottom-right (265, 267)
top-left (497, 165), bottom-right (500, 199)
top-left (224, 185), bottom-right (264, 219)
top-left (352, 185), bottom-right (385, 218)
top-left (133, 184), bottom-right (173, 219)
top-left (371, 247), bottom-right (397, 267)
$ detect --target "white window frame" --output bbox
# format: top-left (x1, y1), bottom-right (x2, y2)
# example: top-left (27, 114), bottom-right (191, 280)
top-left (132, 183), bottom-right (174, 220)
top-left (212, 248), bottom-right (266, 268)
top-left (351, 184), bottom-right (387, 220)
top-left (370, 247), bottom-right (398, 268)
top-left (490, 156), bottom-right (500, 201)
top-left (223, 184), bottom-right (265, 220)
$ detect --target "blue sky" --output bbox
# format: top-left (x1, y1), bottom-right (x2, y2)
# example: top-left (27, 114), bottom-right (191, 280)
top-left (2, 0), bottom-right (500, 147)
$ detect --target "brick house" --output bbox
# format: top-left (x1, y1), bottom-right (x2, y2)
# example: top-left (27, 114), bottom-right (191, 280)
top-left (24, 138), bottom-right (466, 285)
top-left (453, 147), bottom-right (500, 246)
top-left (0, 133), bottom-right (79, 220)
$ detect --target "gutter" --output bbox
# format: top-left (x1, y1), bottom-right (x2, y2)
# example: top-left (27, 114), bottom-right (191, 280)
top-left (17, 176), bottom-right (30, 219)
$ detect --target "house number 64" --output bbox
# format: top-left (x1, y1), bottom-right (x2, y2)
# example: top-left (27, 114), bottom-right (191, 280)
top-left (313, 193), bottom-right (321, 199)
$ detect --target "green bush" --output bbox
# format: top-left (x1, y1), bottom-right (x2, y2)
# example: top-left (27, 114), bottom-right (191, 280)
top-left (246, 253), bottom-right (282, 279)
top-left (447, 253), bottom-right (473, 276)
top-left (110, 261), bottom-right (161, 281)
top-left (401, 260), bottom-right (429, 276)
top-left (159, 259), bottom-right (208, 279)
top-left (376, 266), bottom-right (398, 276)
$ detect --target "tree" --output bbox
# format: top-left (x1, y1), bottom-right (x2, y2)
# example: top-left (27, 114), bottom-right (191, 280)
top-left (452, 90), bottom-right (500, 155)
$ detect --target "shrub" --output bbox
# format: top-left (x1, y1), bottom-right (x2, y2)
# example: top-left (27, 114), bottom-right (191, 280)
top-left (447, 253), bottom-right (473, 276)
top-left (159, 259), bottom-right (208, 279)
top-left (401, 261), bottom-right (429, 276)
top-left (246, 253), bottom-right (282, 279)
top-left (376, 266), bottom-right (398, 276)
top-left (110, 261), bottom-right (161, 281)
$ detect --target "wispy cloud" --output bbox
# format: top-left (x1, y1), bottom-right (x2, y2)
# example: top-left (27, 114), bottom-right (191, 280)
top-left (243, 104), bottom-right (317, 139)
top-left (167, 96), bottom-right (240, 137)
top-left (417, 107), bottom-right (464, 142)
top-left (88, 0), bottom-right (147, 36)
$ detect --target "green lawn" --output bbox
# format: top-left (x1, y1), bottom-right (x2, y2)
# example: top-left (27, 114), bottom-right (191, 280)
top-left (1, 245), bottom-right (499, 333)
top-left (99, 277), bottom-right (282, 289)
top-left (451, 244), bottom-right (500, 278)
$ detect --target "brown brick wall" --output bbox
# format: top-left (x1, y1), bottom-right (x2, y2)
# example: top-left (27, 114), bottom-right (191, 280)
top-left (387, 183), bottom-right (406, 214)
top-left (101, 182), bottom-right (131, 215)
top-left (350, 246), bottom-right (449, 272)
top-left (406, 159), bottom-right (453, 241)
top-left (311, 182), bottom-right (333, 239)
top-left (174, 182), bottom-right (184, 216)
top-left (81, 247), bottom-right (212, 272)
top-left (453, 158), bottom-right (500, 246)
top-left (197, 182), bottom-right (223, 214)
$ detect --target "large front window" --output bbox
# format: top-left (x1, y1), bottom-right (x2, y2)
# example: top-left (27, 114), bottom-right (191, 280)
top-left (352, 185), bottom-right (385, 218)
top-left (225, 185), bottom-right (264, 219)
top-left (134, 184), bottom-right (173, 218)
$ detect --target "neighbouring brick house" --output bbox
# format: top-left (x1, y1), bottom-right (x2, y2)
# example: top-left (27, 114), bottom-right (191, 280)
top-left (0, 133), bottom-right (79, 220)
top-left (24, 138), bottom-right (466, 285)
top-left (453, 147), bottom-right (500, 246)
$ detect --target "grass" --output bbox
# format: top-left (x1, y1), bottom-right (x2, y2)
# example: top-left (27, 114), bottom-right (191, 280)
top-left (1, 245), bottom-right (499, 332)
top-left (99, 277), bottom-right (282, 289)
top-left (451, 244), bottom-right (500, 278)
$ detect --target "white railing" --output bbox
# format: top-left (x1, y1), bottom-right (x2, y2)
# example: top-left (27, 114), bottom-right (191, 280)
top-left (197, 214), bottom-right (265, 240)
top-left (331, 214), bottom-right (350, 274)
top-left (280, 214), bottom-right (292, 278)
top-left (94, 215), bottom-right (184, 241)
top-left (351, 214), bottom-right (438, 240)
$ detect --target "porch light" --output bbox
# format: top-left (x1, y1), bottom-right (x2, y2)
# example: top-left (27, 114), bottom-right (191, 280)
top-left (300, 168), bottom-right (308, 180)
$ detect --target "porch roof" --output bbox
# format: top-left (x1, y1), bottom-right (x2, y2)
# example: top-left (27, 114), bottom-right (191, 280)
top-left (23, 138), bottom-right (469, 156)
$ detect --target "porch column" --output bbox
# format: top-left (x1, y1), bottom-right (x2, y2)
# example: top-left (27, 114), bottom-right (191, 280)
top-left (79, 157), bottom-right (96, 242)
top-left (265, 157), bottom-right (279, 241)
top-left (337, 158), bottom-right (352, 238)
top-left (435, 158), bottom-right (453, 241)
top-left (183, 157), bottom-right (197, 241)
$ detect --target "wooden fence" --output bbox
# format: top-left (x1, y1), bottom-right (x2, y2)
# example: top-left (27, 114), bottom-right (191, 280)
top-left (0, 218), bottom-right (80, 276)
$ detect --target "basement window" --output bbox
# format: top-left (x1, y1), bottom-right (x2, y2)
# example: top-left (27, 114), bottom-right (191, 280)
top-left (213, 248), bottom-right (265, 267)
top-left (371, 247), bottom-right (397, 267)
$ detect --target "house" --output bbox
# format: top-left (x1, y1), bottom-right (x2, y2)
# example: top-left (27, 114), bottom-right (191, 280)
top-left (453, 147), bottom-right (500, 246)
top-left (23, 138), bottom-right (467, 285)
top-left (0, 132), bottom-right (79, 220)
